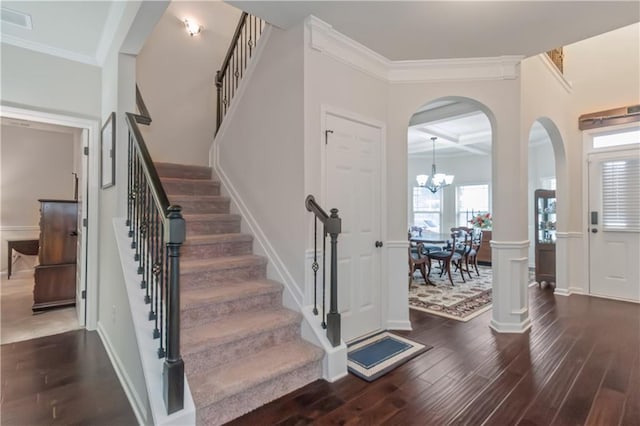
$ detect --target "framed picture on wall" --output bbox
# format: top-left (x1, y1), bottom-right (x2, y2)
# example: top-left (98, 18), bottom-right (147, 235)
top-left (101, 112), bottom-right (115, 189)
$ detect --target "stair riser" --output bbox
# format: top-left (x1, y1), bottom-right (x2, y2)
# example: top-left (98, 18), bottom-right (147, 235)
top-left (186, 220), bottom-right (240, 236)
top-left (175, 199), bottom-right (230, 215)
top-left (156, 164), bottom-right (212, 180)
top-left (184, 323), bottom-right (299, 375)
top-left (181, 291), bottom-right (281, 329)
top-left (182, 240), bottom-right (253, 259)
top-left (196, 361), bottom-right (322, 425)
top-left (182, 264), bottom-right (267, 290)
top-left (162, 180), bottom-right (220, 196)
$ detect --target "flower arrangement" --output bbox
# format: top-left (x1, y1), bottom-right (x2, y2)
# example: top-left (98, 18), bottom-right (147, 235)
top-left (469, 212), bottom-right (492, 229)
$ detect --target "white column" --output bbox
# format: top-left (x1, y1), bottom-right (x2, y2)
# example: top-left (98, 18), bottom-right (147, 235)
top-left (554, 231), bottom-right (586, 296)
top-left (385, 241), bottom-right (412, 331)
top-left (490, 240), bottom-right (531, 333)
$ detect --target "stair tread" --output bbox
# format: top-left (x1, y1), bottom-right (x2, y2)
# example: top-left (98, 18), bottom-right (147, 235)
top-left (161, 176), bottom-right (220, 184)
top-left (181, 279), bottom-right (281, 308)
top-left (189, 340), bottom-right (324, 407)
top-left (182, 254), bottom-right (267, 271)
top-left (169, 194), bottom-right (229, 201)
top-left (182, 308), bottom-right (300, 353)
top-left (184, 233), bottom-right (252, 245)
top-left (183, 213), bottom-right (240, 221)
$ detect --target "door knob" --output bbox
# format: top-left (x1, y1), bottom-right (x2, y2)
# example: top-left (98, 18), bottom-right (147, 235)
top-left (375, 241), bottom-right (383, 248)
top-left (591, 228), bottom-right (598, 233)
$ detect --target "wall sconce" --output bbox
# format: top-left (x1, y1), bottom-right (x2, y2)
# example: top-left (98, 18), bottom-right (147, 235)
top-left (184, 19), bottom-right (202, 37)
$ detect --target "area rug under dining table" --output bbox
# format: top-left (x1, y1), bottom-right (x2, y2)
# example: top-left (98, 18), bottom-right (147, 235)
top-left (409, 265), bottom-right (493, 321)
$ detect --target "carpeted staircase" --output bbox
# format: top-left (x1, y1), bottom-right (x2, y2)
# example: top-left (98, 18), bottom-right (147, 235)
top-left (155, 162), bottom-right (323, 425)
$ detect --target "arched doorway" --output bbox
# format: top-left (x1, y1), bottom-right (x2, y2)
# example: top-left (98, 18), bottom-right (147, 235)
top-left (527, 117), bottom-right (568, 294)
top-left (407, 96), bottom-right (496, 322)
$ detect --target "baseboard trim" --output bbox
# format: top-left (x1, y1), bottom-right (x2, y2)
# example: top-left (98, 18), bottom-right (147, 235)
top-left (489, 318), bottom-right (532, 334)
top-left (386, 320), bottom-right (412, 331)
top-left (588, 292), bottom-right (639, 304)
top-left (554, 287), bottom-right (572, 297)
top-left (97, 322), bottom-right (148, 426)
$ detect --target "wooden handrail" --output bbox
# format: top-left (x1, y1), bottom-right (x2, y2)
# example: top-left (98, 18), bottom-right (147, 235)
top-left (135, 84), bottom-right (152, 125)
top-left (215, 12), bottom-right (248, 87)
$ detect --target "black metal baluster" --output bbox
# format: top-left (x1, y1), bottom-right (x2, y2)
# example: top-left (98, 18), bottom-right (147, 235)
top-left (322, 223), bottom-right (327, 329)
top-left (153, 214), bottom-right (162, 339)
top-left (312, 217), bottom-right (319, 315)
top-left (147, 204), bottom-right (156, 314)
top-left (158, 240), bottom-right (167, 358)
top-left (132, 154), bottom-right (139, 250)
top-left (126, 132), bottom-right (132, 230)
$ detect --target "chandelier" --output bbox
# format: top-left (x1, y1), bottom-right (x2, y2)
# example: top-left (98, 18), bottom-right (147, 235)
top-left (416, 137), bottom-right (454, 193)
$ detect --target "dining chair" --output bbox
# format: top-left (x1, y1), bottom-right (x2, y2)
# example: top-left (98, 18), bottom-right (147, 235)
top-left (468, 228), bottom-right (483, 276)
top-left (427, 233), bottom-right (464, 286)
top-left (451, 226), bottom-right (474, 280)
top-left (408, 242), bottom-right (430, 287)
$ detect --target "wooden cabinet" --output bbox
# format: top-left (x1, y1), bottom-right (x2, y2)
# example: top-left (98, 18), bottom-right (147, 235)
top-left (33, 199), bottom-right (78, 312)
top-left (476, 230), bottom-right (492, 265)
top-left (534, 190), bottom-right (556, 285)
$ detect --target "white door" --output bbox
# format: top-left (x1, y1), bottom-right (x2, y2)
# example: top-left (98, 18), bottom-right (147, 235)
top-left (325, 112), bottom-right (383, 342)
top-left (588, 150), bottom-right (640, 301)
top-left (75, 129), bottom-right (89, 325)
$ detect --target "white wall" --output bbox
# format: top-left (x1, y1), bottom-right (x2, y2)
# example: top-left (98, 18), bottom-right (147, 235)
top-left (0, 124), bottom-right (78, 271)
top-left (0, 44), bottom-right (101, 118)
top-left (136, 1), bottom-right (241, 166)
top-left (216, 23), bottom-right (306, 301)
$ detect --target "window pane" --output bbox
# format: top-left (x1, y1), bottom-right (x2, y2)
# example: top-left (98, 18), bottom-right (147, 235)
top-left (413, 213), bottom-right (440, 232)
top-left (602, 159), bottom-right (640, 231)
top-left (593, 129), bottom-right (640, 149)
top-left (413, 187), bottom-right (441, 210)
top-left (457, 184), bottom-right (489, 212)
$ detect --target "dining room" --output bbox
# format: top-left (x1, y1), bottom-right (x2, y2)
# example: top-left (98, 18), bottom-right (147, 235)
top-left (406, 98), bottom-right (557, 322)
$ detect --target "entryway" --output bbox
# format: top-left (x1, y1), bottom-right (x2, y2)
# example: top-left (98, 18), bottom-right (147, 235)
top-left (324, 110), bottom-right (383, 342)
top-left (587, 125), bottom-right (640, 302)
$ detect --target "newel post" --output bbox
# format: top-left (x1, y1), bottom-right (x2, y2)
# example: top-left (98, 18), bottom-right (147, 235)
top-left (326, 208), bottom-right (342, 347)
top-left (164, 205), bottom-right (185, 414)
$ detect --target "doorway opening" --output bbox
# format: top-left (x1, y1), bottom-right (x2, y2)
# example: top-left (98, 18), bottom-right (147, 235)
top-left (407, 97), bottom-right (495, 322)
top-left (0, 106), bottom-right (99, 343)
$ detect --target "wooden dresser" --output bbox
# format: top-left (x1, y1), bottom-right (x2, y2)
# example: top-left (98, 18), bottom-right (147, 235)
top-left (33, 199), bottom-right (78, 312)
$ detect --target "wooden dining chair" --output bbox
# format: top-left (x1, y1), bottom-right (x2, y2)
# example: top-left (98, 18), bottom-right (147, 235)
top-left (408, 242), bottom-right (430, 288)
top-left (427, 233), bottom-right (464, 286)
top-left (451, 227), bottom-right (474, 280)
top-left (468, 228), bottom-right (483, 276)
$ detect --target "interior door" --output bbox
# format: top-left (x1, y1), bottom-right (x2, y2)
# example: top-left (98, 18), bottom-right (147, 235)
top-left (588, 150), bottom-right (640, 301)
top-left (75, 128), bottom-right (89, 325)
top-left (325, 112), bottom-right (382, 342)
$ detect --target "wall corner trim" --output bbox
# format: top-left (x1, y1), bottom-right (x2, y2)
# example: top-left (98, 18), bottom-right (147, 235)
top-left (305, 15), bottom-right (524, 83)
top-left (537, 53), bottom-right (573, 93)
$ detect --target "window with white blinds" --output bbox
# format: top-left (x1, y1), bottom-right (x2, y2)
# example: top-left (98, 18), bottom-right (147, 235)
top-left (602, 159), bottom-right (640, 231)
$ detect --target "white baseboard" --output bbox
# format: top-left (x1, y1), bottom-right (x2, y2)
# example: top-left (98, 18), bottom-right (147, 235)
top-left (386, 320), bottom-right (412, 331)
top-left (97, 322), bottom-right (148, 425)
top-left (554, 287), bottom-right (572, 297)
top-left (489, 317), bottom-right (532, 334)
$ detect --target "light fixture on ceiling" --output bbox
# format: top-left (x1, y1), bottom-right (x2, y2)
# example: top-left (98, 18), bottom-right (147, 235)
top-left (416, 137), bottom-right (454, 193)
top-left (184, 18), bottom-right (202, 37)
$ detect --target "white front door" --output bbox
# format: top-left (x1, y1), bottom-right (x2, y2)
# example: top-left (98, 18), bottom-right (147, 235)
top-left (588, 150), bottom-right (640, 302)
top-left (325, 112), bottom-right (383, 342)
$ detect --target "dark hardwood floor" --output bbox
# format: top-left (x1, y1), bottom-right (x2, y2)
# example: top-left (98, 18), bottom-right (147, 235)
top-left (230, 287), bottom-right (640, 426)
top-left (0, 330), bottom-right (137, 426)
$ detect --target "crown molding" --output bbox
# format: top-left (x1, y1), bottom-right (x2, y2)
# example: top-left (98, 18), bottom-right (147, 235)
top-left (538, 53), bottom-right (572, 93)
top-left (306, 16), bottom-right (388, 81)
top-left (1, 35), bottom-right (98, 66)
top-left (389, 55), bottom-right (523, 83)
top-left (306, 15), bottom-right (523, 83)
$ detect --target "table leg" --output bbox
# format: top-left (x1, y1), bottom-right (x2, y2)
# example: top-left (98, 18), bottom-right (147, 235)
top-left (7, 244), bottom-right (12, 280)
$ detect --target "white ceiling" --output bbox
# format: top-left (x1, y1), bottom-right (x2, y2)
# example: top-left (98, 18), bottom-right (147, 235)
top-left (1, 1), bottom-right (122, 65)
top-left (229, 1), bottom-right (639, 61)
top-left (408, 101), bottom-right (550, 158)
